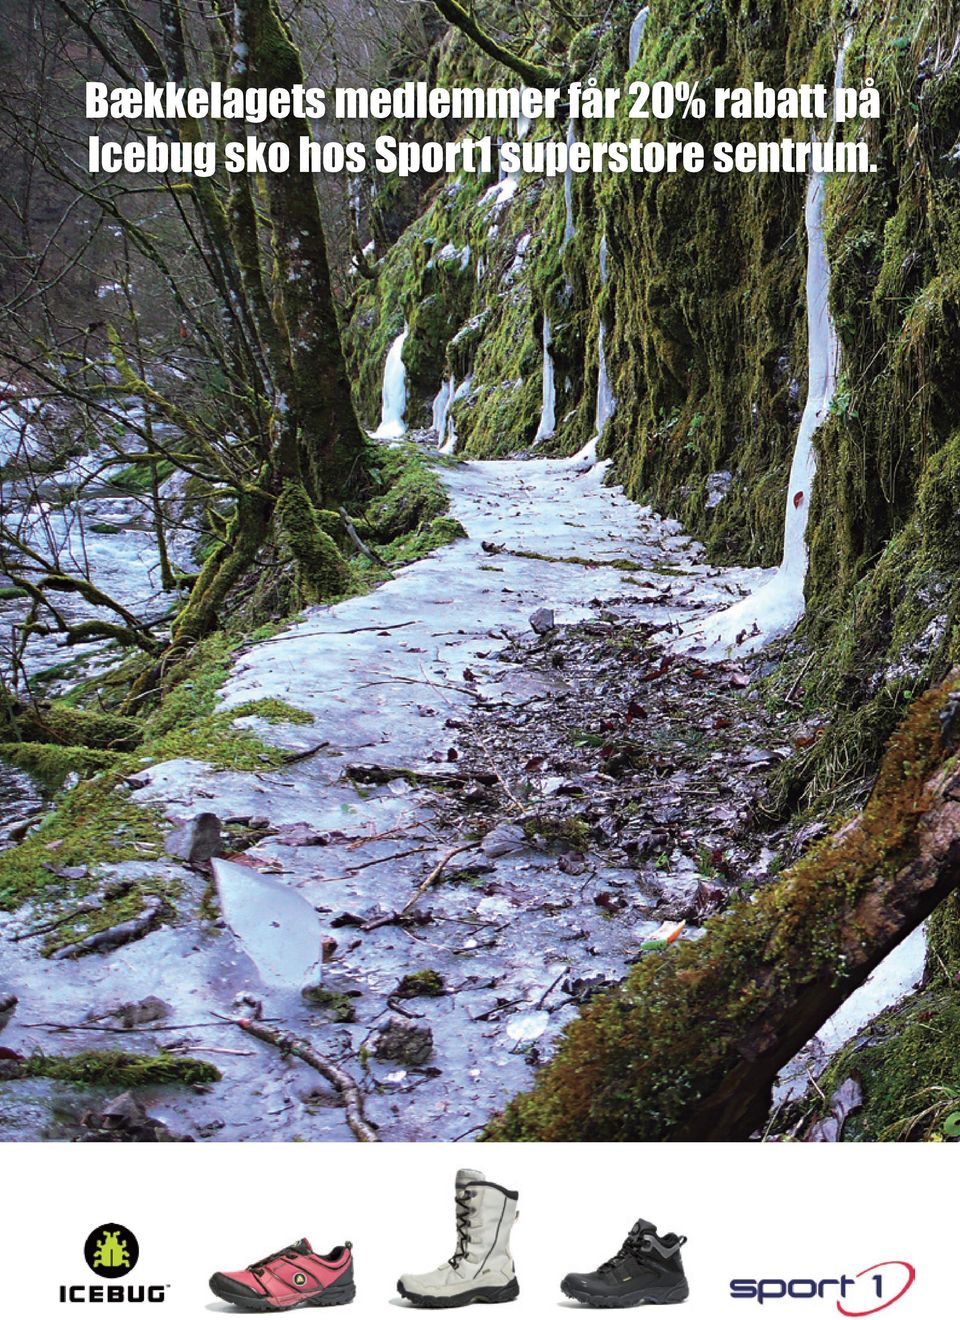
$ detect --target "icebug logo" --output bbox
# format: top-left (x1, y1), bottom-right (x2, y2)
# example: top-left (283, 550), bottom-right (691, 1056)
top-left (730, 1261), bottom-right (916, 1314)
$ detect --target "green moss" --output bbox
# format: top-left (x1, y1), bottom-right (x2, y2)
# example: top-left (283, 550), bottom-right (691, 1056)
top-left (275, 480), bottom-right (356, 605)
top-left (12, 704), bottom-right (142, 751)
top-left (301, 986), bottom-right (358, 1022)
top-left (395, 969), bottom-right (445, 997)
top-left (809, 988), bottom-right (960, 1141)
top-left (487, 677), bottom-right (958, 1140)
top-left (928, 892), bottom-right (960, 981)
top-left (230, 699), bottom-right (314, 726)
top-left (365, 444), bottom-right (449, 541)
top-left (0, 741), bottom-right (116, 788)
top-left (19, 1049), bottom-right (220, 1088)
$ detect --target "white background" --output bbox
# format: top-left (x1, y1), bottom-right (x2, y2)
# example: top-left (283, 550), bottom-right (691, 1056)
top-left (2, 1142), bottom-right (951, 1317)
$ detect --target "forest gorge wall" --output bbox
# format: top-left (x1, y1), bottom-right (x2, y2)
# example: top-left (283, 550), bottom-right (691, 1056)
top-left (344, 0), bottom-right (960, 818)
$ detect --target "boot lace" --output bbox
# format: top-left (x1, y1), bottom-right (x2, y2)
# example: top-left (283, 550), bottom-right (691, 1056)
top-left (598, 1227), bottom-right (647, 1274)
top-left (448, 1188), bottom-right (476, 1268)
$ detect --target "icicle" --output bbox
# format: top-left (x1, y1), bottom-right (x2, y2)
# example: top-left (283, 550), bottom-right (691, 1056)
top-left (571, 234), bottom-right (615, 464)
top-left (439, 376), bottom-right (472, 456)
top-left (534, 315), bottom-right (556, 442)
top-left (674, 33), bottom-right (852, 656)
top-left (628, 6), bottom-right (650, 67)
top-left (594, 321), bottom-right (615, 437)
top-left (563, 120), bottom-right (576, 246)
top-left (348, 176), bottom-right (362, 234)
top-left (372, 326), bottom-right (408, 439)
top-left (432, 375), bottom-right (455, 451)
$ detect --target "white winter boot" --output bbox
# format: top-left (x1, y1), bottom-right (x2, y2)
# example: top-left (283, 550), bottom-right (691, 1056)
top-left (397, 1168), bottom-right (519, 1308)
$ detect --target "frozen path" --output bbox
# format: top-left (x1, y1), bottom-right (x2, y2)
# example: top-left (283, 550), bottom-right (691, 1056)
top-left (0, 453), bottom-right (767, 1141)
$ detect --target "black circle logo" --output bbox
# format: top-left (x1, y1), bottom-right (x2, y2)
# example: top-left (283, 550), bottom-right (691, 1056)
top-left (293, 1273), bottom-right (307, 1286)
top-left (84, 1224), bottom-right (139, 1278)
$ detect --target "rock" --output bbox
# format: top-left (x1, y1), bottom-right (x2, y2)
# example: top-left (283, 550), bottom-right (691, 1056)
top-left (0, 992), bottom-right (18, 1032)
top-left (371, 1017), bottom-right (434, 1066)
top-left (89, 996), bottom-right (171, 1029)
top-left (529, 607), bottom-right (555, 635)
top-left (3, 816), bottom-right (41, 842)
top-left (481, 822), bottom-right (526, 858)
top-left (78, 1091), bottom-right (191, 1143)
top-left (163, 812), bottom-right (223, 864)
top-left (705, 470), bottom-right (733, 509)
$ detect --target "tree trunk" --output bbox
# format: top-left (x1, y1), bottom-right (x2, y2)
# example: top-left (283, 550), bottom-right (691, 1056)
top-left (236, 0), bottom-right (369, 506)
top-left (488, 673), bottom-right (960, 1142)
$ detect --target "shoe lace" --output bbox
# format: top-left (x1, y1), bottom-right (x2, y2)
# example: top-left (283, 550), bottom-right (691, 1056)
top-left (448, 1188), bottom-right (476, 1268)
top-left (598, 1227), bottom-right (647, 1274)
top-left (249, 1244), bottom-right (300, 1277)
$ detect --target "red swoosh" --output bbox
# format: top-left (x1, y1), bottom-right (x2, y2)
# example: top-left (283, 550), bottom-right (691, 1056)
top-left (836, 1262), bottom-right (915, 1316)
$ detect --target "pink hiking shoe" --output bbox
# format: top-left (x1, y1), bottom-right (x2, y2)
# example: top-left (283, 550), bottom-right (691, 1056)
top-left (209, 1238), bottom-right (355, 1310)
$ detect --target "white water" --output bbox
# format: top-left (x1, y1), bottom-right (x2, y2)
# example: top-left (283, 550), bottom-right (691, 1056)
top-left (628, 6), bottom-right (650, 65)
top-left (534, 314), bottom-right (556, 442)
top-left (675, 36), bottom-right (850, 657)
top-left (372, 326), bottom-right (408, 439)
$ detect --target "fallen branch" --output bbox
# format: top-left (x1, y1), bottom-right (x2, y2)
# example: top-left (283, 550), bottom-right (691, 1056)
top-left (13, 898), bottom-right (104, 941)
top-left (233, 1017), bottom-right (379, 1142)
top-left (280, 741), bottom-right (330, 765)
top-left (339, 506), bottom-right (388, 566)
top-left (50, 896), bottom-right (163, 960)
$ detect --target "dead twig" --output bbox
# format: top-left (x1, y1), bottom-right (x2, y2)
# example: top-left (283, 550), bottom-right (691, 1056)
top-left (784, 653), bottom-right (815, 706)
top-left (339, 507), bottom-right (388, 566)
top-left (232, 1016), bottom-right (379, 1142)
top-left (280, 741), bottom-right (330, 765)
top-left (398, 843), bottom-right (478, 917)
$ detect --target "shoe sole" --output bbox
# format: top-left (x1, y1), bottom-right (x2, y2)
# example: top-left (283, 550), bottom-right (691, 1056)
top-left (560, 1279), bottom-right (689, 1307)
top-left (209, 1275), bottom-right (356, 1311)
top-left (396, 1277), bottom-right (519, 1308)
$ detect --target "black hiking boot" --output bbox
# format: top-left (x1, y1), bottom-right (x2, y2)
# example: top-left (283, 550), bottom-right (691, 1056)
top-left (560, 1218), bottom-right (688, 1307)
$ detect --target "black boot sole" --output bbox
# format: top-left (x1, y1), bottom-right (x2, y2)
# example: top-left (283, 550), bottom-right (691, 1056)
top-left (397, 1277), bottom-right (519, 1308)
top-left (560, 1279), bottom-right (689, 1307)
top-left (209, 1274), bottom-right (356, 1310)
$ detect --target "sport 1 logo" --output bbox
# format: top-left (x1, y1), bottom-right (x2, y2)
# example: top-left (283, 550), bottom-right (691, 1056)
top-left (730, 1261), bottom-right (916, 1314)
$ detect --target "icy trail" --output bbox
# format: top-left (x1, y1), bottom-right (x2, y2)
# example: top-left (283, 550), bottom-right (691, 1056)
top-left (0, 449), bottom-right (767, 1141)
top-left (676, 37), bottom-right (850, 658)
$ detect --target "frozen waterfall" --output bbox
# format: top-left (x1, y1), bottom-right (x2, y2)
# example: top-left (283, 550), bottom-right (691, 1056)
top-left (372, 326), bottom-right (408, 439)
top-left (628, 6), bottom-right (650, 66)
top-left (673, 35), bottom-right (851, 656)
top-left (534, 314), bottom-right (556, 442)
top-left (572, 234), bottom-right (615, 464)
top-left (432, 375), bottom-right (471, 455)
top-left (563, 120), bottom-right (577, 246)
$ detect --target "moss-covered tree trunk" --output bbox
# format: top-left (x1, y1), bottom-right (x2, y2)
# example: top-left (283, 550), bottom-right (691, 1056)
top-left (63, 0), bottom-right (369, 646)
top-left (231, 0), bottom-right (368, 506)
top-left (488, 674), bottom-right (960, 1142)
